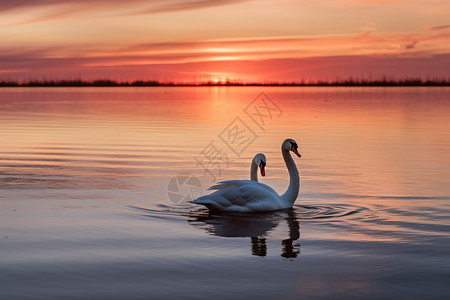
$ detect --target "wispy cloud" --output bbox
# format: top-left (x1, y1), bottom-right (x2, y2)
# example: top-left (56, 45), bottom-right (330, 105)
top-left (2, 28), bottom-right (449, 79)
top-left (0, 0), bottom-right (250, 16)
top-left (1, 0), bottom-right (251, 25)
top-left (0, 0), bottom-right (138, 25)
top-left (7, 9), bottom-right (79, 26)
top-left (430, 25), bottom-right (450, 31)
top-left (102, 29), bottom-right (450, 63)
top-left (0, 0), bottom-right (137, 13)
top-left (125, 0), bottom-right (250, 15)
top-left (404, 40), bottom-right (419, 50)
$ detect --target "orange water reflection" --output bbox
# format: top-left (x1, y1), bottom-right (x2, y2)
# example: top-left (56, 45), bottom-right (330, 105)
top-left (1, 87), bottom-right (449, 245)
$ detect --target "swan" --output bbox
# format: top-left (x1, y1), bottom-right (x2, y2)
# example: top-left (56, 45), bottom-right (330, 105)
top-left (250, 153), bottom-right (266, 182)
top-left (193, 138), bottom-right (301, 212)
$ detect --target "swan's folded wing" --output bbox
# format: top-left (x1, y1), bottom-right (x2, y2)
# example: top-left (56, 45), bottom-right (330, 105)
top-left (194, 180), bottom-right (252, 210)
top-left (208, 180), bottom-right (271, 204)
top-left (194, 180), bottom-right (280, 212)
top-left (239, 183), bottom-right (278, 203)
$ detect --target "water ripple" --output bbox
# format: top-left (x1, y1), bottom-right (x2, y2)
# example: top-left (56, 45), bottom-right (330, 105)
top-left (295, 203), bottom-right (367, 221)
top-left (129, 202), bottom-right (367, 220)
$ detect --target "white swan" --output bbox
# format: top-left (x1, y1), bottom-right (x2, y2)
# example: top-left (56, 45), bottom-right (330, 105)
top-left (250, 153), bottom-right (266, 182)
top-left (193, 138), bottom-right (301, 212)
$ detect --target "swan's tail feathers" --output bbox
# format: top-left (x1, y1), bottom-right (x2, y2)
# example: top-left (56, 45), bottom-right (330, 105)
top-left (192, 195), bottom-right (226, 211)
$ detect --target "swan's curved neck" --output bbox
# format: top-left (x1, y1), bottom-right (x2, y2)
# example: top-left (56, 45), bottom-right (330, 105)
top-left (250, 158), bottom-right (258, 182)
top-left (281, 149), bottom-right (300, 205)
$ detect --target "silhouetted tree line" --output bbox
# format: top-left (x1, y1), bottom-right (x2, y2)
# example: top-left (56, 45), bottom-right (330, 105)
top-left (1, 78), bottom-right (449, 87)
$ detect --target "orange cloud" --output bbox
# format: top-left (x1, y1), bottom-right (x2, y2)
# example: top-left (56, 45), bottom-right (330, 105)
top-left (24, 28), bottom-right (449, 67)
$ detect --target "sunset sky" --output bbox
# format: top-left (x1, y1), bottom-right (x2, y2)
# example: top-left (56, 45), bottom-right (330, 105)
top-left (1, 0), bottom-right (450, 83)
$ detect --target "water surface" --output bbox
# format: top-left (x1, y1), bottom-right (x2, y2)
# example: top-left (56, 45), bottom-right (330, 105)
top-left (1, 87), bottom-right (450, 299)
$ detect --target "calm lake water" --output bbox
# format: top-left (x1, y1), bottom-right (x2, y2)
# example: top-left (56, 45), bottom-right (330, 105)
top-left (1, 87), bottom-right (450, 299)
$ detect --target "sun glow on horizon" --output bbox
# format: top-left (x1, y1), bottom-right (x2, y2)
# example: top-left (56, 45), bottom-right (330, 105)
top-left (207, 72), bottom-right (238, 84)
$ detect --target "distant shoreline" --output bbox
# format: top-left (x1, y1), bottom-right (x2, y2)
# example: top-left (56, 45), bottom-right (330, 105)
top-left (1, 78), bottom-right (450, 87)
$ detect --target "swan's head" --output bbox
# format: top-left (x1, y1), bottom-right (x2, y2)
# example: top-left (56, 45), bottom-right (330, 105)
top-left (282, 138), bottom-right (301, 158)
top-left (253, 153), bottom-right (266, 176)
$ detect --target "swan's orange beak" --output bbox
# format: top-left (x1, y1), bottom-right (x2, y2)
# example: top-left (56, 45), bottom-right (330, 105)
top-left (292, 145), bottom-right (301, 157)
top-left (260, 163), bottom-right (265, 176)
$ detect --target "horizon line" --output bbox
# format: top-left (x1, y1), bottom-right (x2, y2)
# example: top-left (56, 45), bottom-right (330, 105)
top-left (1, 77), bottom-right (450, 87)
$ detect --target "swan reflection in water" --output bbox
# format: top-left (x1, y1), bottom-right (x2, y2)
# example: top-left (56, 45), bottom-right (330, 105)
top-left (189, 208), bottom-right (300, 258)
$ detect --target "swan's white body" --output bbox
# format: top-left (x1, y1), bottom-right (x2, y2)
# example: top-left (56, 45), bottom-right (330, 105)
top-left (193, 139), bottom-right (300, 212)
